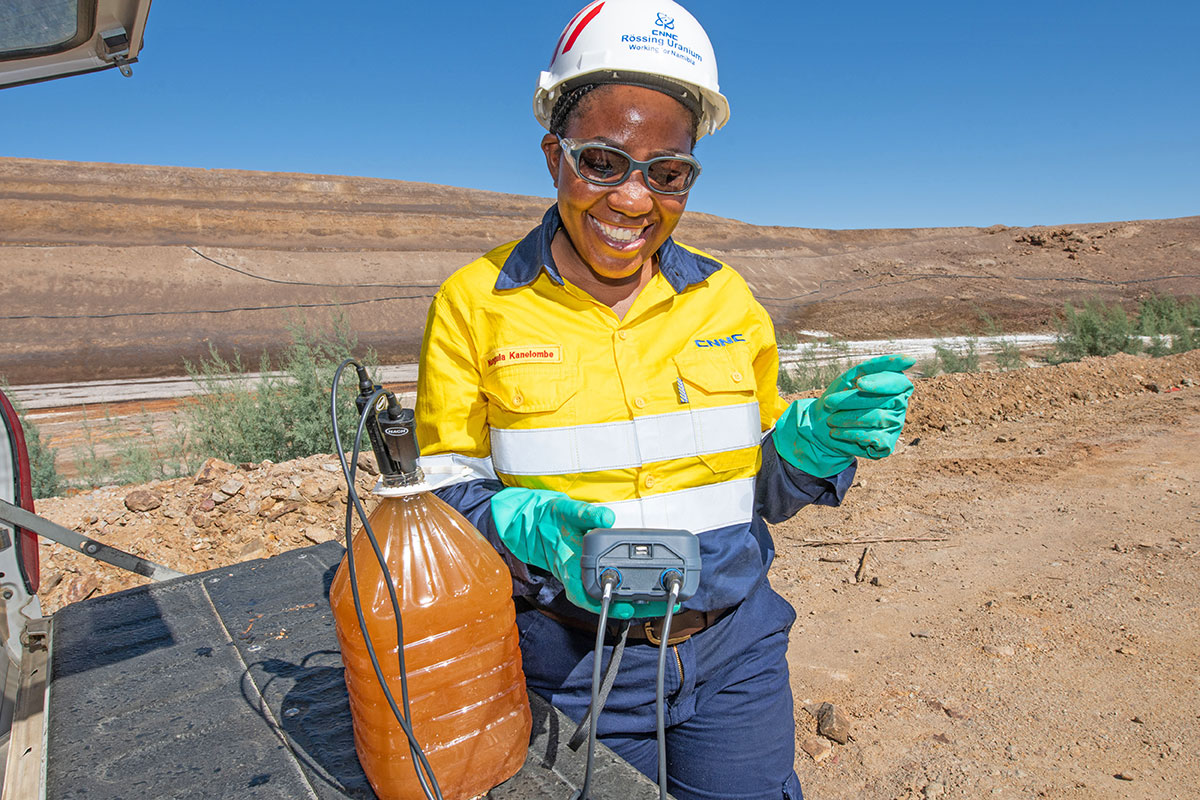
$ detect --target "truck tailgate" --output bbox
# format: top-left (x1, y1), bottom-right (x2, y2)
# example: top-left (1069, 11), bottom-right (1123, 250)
top-left (45, 541), bottom-right (665, 799)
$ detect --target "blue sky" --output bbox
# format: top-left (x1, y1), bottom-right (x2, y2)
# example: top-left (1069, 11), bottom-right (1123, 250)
top-left (2, 1), bottom-right (1197, 229)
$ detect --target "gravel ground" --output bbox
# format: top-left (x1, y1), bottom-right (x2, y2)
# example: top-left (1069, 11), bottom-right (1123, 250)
top-left (32, 349), bottom-right (1200, 799)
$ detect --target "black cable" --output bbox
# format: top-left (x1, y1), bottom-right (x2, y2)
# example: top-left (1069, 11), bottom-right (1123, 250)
top-left (331, 359), bottom-right (443, 800)
top-left (336, 379), bottom-right (439, 799)
top-left (188, 246), bottom-right (444, 289)
top-left (575, 576), bottom-right (619, 800)
top-left (655, 580), bottom-right (682, 800)
top-left (0, 292), bottom-right (436, 321)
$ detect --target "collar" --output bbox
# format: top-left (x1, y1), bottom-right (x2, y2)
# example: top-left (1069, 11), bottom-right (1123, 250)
top-left (496, 205), bottom-right (723, 294)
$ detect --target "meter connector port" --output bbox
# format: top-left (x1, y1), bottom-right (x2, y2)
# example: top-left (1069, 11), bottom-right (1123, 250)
top-left (580, 528), bottom-right (701, 603)
top-left (659, 569), bottom-right (684, 594)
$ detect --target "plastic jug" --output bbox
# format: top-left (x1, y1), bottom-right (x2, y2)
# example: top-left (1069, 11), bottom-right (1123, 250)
top-left (330, 490), bottom-right (531, 800)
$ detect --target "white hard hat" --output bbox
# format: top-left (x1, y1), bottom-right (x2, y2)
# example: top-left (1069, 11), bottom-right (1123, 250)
top-left (534, 0), bottom-right (730, 140)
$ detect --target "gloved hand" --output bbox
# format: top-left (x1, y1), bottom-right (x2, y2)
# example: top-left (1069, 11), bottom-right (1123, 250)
top-left (491, 487), bottom-right (676, 620)
top-left (773, 354), bottom-right (915, 478)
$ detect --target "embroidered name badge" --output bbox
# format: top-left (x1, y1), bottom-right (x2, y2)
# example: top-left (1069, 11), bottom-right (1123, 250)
top-left (485, 345), bottom-right (562, 370)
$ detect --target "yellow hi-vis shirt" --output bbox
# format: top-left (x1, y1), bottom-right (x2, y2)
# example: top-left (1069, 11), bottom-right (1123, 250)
top-left (417, 207), bottom-right (790, 547)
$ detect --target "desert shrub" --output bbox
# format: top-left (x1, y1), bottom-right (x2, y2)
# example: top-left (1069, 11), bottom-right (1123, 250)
top-left (776, 328), bottom-right (801, 349)
top-left (1051, 299), bottom-right (1140, 363)
top-left (1136, 294), bottom-right (1197, 355)
top-left (777, 341), bottom-right (850, 394)
top-left (931, 337), bottom-right (980, 374)
top-left (1, 381), bottom-right (63, 499)
top-left (993, 338), bottom-right (1026, 371)
top-left (978, 312), bottom-right (1026, 371)
top-left (185, 315), bottom-right (376, 464)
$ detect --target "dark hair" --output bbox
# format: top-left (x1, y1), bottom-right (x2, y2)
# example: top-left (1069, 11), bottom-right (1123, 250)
top-left (548, 77), bottom-right (701, 145)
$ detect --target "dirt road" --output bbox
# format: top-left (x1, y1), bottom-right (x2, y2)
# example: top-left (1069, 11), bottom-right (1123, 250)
top-left (30, 350), bottom-right (1200, 799)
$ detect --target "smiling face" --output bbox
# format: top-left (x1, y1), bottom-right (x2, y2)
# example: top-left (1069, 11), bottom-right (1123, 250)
top-left (541, 84), bottom-right (695, 287)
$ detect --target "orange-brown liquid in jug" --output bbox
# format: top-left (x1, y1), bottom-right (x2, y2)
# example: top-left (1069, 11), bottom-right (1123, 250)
top-left (330, 491), bottom-right (531, 800)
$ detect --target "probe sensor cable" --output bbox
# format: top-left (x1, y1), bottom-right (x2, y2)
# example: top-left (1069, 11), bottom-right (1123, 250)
top-left (575, 576), bottom-right (623, 800)
top-left (655, 579), bottom-right (683, 800)
top-left (331, 359), bottom-right (444, 800)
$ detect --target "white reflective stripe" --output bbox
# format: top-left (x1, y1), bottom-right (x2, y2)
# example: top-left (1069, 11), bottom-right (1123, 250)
top-left (490, 402), bottom-right (760, 476)
top-left (417, 452), bottom-right (498, 484)
top-left (600, 477), bottom-right (755, 535)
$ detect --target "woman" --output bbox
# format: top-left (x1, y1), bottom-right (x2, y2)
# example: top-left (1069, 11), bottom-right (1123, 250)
top-left (416, 2), bottom-right (914, 798)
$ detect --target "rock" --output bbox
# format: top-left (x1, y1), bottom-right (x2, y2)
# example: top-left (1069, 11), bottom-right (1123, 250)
top-left (299, 477), bottom-right (338, 504)
top-left (800, 737), bottom-right (832, 763)
top-left (237, 536), bottom-right (268, 560)
top-left (124, 489), bottom-right (162, 512)
top-left (923, 781), bottom-right (945, 798)
top-left (1115, 771), bottom-right (1137, 781)
top-left (816, 702), bottom-right (852, 744)
top-left (259, 497), bottom-right (277, 516)
top-left (62, 574), bottom-right (100, 605)
top-left (194, 457), bottom-right (235, 485)
top-left (267, 502), bottom-right (300, 522)
top-left (911, 630), bottom-right (934, 639)
top-left (218, 478), bottom-right (245, 497)
top-left (42, 571), bottom-right (65, 592)
top-left (191, 513), bottom-right (210, 529)
top-left (1144, 382), bottom-right (1161, 393)
top-left (1116, 646), bottom-right (1138, 655)
top-left (303, 528), bottom-right (338, 545)
top-left (983, 644), bottom-right (1015, 657)
top-left (198, 497), bottom-right (215, 512)
top-left (357, 452), bottom-right (379, 476)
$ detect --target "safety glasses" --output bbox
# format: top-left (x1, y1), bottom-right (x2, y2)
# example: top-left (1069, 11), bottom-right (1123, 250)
top-left (557, 136), bottom-right (701, 195)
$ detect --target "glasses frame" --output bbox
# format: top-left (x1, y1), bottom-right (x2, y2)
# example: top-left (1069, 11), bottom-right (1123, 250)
top-left (557, 136), bottom-right (702, 196)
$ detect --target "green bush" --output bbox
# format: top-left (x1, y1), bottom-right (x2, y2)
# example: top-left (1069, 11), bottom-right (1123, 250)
top-left (931, 337), bottom-right (980, 374)
top-left (0, 382), bottom-right (63, 499)
top-left (185, 315), bottom-right (376, 464)
top-left (993, 339), bottom-right (1026, 371)
top-left (978, 312), bottom-right (1026, 371)
top-left (1052, 299), bottom-right (1140, 363)
top-left (777, 341), bottom-right (849, 394)
top-left (1136, 294), bottom-right (1196, 355)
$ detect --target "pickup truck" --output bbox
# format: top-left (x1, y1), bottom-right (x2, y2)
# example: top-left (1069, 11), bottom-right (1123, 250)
top-left (2, 393), bottom-right (667, 800)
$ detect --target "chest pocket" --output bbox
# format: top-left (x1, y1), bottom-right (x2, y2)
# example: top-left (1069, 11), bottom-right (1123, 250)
top-left (482, 360), bottom-right (580, 420)
top-left (673, 347), bottom-right (761, 475)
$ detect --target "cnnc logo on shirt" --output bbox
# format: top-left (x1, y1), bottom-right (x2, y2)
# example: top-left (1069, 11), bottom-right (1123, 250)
top-left (694, 334), bottom-right (745, 348)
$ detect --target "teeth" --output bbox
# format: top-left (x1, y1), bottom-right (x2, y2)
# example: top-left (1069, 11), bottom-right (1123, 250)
top-left (592, 218), bottom-right (645, 244)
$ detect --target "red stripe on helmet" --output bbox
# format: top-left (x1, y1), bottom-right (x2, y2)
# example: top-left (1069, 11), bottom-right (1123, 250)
top-left (550, 5), bottom-right (591, 66)
top-left (561, 2), bottom-right (605, 57)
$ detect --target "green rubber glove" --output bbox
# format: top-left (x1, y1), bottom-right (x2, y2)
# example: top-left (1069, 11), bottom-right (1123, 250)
top-left (773, 354), bottom-right (916, 478)
top-left (492, 487), bottom-right (674, 620)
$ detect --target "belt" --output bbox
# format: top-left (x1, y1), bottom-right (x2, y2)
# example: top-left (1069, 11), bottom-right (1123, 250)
top-left (535, 605), bottom-right (730, 646)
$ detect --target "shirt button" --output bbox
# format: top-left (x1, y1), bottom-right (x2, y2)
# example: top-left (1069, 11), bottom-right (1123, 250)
top-left (643, 474), bottom-right (657, 488)
top-left (618, 330), bottom-right (629, 340)
top-left (512, 393), bottom-right (524, 407)
top-left (634, 397), bottom-right (646, 409)
top-left (731, 371), bottom-right (743, 382)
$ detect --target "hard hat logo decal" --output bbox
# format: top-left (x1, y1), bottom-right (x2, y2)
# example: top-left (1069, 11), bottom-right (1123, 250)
top-left (553, 1), bottom-right (606, 65)
top-left (656, 13), bottom-right (675, 29)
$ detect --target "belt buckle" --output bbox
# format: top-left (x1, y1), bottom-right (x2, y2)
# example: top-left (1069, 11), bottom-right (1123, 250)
top-left (643, 619), bottom-right (691, 647)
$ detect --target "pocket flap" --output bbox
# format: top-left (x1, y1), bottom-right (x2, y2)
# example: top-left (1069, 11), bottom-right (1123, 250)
top-left (674, 347), bottom-right (754, 395)
top-left (482, 360), bottom-right (580, 414)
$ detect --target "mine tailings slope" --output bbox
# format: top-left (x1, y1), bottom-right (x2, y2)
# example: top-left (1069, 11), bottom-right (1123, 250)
top-left (1, 156), bottom-right (1197, 384)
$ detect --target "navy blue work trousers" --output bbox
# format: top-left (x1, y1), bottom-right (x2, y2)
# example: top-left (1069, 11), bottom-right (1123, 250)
top-left (516, 578), bottom-right (804, 800)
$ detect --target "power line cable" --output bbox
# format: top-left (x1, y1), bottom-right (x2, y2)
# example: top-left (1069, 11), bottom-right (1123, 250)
top-left (187, 246), bottom-right (443, 290)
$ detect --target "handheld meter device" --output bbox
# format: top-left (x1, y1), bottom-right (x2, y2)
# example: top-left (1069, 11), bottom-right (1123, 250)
top-left (580, 527), bottom-right (701, 603)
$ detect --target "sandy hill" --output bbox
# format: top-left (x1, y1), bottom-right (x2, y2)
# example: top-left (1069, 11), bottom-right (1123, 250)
top-left (1, 157), bottom-right (1197, 383)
